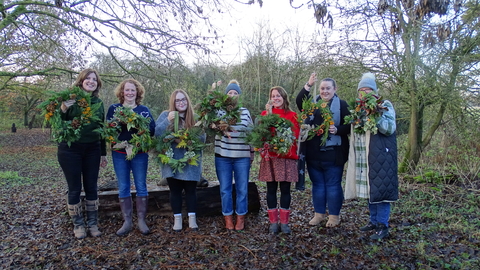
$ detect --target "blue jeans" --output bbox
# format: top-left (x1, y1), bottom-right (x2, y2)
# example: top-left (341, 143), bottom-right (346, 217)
top-left (369, 202), bottom-right (391, 227)
top-left (112, 151), bottom-right (149, 198)
top-left (306, 160), bottom-right (344, 215)
top-left (215, 156), bottom-right (250, 216)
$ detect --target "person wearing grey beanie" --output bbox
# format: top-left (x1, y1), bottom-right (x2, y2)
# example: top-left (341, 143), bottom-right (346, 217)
top-left (214, 79), bottom-right (253, 231)
top-left (345, 72), bottom-right (398, 240)
top-left (224, 80), bottom-right (242, 95)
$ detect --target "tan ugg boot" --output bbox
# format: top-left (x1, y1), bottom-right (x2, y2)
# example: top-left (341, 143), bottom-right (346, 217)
top-left (326, 215), bottom-right (341, 227)
top-left (308, 212), bottom-right (326, 226)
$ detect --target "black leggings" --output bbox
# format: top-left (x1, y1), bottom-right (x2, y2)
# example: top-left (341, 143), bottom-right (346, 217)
top-left (167, 178), bottom-right (197, 214)
top-left (58, 142), bottom-right (101, 204)
top-left (266, 181), bottom-right (291, 209)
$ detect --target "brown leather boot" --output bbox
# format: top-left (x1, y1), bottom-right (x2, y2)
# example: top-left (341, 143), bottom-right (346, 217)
top-left (235, 215), bottom-right (245, 231)
top-left (224, 215), bottom-right (234, 230)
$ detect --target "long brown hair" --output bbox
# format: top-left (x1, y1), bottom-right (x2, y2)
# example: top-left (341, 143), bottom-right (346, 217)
top-left (114, 79), bottom-right (145, 105)
top-left (269, 86), bottom-right (292, 112)
top-left (73, 68), bottom-right (102, 97)
top-left (168, 89), bottom-right (195, 129)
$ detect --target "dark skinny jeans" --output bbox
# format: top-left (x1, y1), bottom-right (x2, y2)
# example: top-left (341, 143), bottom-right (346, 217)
top-left (58, 141), bottom-right (101, 204)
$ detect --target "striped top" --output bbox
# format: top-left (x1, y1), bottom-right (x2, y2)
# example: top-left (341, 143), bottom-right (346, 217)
top-left (214, 107), bottom-right (253, 158)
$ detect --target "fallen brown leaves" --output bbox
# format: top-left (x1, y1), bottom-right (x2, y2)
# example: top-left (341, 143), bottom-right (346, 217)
top-left (0, 129), bottom-right (479, 269)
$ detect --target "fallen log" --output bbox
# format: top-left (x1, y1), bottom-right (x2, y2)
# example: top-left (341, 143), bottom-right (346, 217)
top-left (92, 181), bottom-right (261, 217)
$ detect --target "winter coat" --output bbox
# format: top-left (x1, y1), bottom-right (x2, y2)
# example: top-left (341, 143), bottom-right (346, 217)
top-left (345, 100), bottom-right (398, 203)
top-left (295, 87), bottom-right (350, 165)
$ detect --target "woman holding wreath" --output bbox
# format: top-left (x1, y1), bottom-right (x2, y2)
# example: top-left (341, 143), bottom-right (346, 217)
top-left (344, 73), bottom-right (398, 240)
top-left (107, 79), bottom-right (155, 236)
top-left (260, 86), bottom-right (300, 234)
top-left (58, 68), bottom-right (107, 239)
top-left (213, 80), bottom-right (254, 231)
top-left (155, 89), bottom-right (206, 232)
top-left (295, 73), bottom-right (350, 228)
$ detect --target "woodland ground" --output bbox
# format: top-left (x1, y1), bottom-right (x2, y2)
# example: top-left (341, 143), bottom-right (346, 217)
top-left (0, 129), bottom-right (479, 270)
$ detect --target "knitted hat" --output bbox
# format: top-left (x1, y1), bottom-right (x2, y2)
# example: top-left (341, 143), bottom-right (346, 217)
top-left (357, 73), bottom-right (378, 93)
top-left (225, 80), bottom-right (242, 95)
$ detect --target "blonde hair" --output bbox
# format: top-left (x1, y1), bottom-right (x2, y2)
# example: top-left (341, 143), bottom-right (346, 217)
top-left (168, 89), bottom-right (195, 129)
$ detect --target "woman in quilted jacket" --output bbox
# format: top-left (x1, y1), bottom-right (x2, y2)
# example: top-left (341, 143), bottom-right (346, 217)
top-left (345, 73), bottom-right (398, 240)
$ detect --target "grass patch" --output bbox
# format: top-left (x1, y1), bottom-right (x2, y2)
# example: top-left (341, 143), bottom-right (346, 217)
top-left (0, 171), bottom-right (34, 187)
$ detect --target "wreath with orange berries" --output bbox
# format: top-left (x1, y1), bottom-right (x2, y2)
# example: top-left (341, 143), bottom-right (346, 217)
top-left (38, 86), bottom-right (101, 146)
top-left (298, 96), bottom-right (333, 146)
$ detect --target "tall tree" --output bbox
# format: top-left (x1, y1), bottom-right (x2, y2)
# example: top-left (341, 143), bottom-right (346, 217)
top-left (314, 0), bottom-right (480, 172)
top-left (0, 0), bottom-right (226, 79)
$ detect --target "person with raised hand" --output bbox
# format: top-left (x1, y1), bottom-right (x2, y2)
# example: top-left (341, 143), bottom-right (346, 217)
top-left (296, 73), bottom-right (350, 228)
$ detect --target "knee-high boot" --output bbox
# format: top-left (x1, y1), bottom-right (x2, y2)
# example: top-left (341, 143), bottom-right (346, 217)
top-left (85, 199), bottom-right (102, 237)
top-left (68, 202), bottom-right (86, 239)
top-left (116, 197), bottom-right (133, 236)
top-left (136, 196), bottom-right (150, 235)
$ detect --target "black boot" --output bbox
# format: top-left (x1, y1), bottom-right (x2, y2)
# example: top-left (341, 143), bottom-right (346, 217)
top-left (136, 196), bottom-right (150, 235)
top-left (85, 199), bottom-right (102, 237)
top-left (116, 197), bottom-right (133, 236)
top-left (68, 202), bottom-right (86, 239)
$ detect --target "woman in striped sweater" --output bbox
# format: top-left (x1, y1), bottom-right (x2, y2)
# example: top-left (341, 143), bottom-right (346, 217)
top-left (214, 80), bottom-right (254, 231)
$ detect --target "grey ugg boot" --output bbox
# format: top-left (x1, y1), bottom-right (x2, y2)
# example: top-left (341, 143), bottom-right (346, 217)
top-left (68, 202), bottom-right (86, 239)
top-left (85, 199), bottom-right (102, 237)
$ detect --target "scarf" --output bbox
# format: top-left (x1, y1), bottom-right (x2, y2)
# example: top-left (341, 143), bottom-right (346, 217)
top-left (325, 94), bottom-right (341, 147)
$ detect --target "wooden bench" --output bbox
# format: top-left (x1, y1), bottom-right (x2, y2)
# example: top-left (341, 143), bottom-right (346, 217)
top-left (93, 181), bottom-right (261, 217)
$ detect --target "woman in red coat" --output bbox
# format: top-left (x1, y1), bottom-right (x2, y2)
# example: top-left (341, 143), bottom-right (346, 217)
top-left (259, 86), bottom-right (300, 234)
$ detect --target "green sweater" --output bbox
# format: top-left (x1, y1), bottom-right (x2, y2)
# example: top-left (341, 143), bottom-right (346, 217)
top-left (61, 95), bottom-right (106, 155)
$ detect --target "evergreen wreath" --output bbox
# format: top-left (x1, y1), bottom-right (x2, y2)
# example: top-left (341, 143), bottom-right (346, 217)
top-left (99, 106), bottom-right (154, 160)
top-left (155, 126), bottom-right (208, 173)
top-left (38, 86), bottom-right (101, 146)
top-left (246, 113), bottom-right (296, 157)
top-left (298, 96), bottom-right (333, 146)
top-left (195, 90), bottom-right (241, 137)
top-left (344, 92), bottom-right (388, 134)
